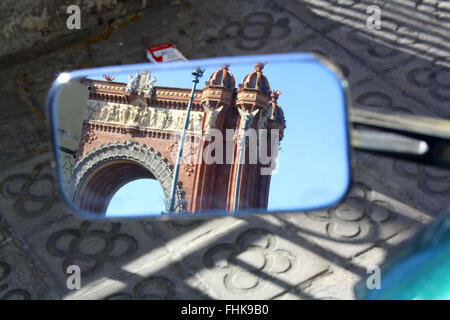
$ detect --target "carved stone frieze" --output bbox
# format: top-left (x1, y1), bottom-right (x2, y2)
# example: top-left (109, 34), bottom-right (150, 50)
top-left (85, 100), bottom-right (204, 132)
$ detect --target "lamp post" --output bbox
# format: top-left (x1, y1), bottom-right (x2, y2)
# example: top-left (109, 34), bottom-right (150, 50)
top-left (167, 67), bottom-right (204, 214)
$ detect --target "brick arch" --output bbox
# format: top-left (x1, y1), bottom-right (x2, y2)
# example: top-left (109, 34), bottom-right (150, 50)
top-left (70, 140), bottom-right (185, 215)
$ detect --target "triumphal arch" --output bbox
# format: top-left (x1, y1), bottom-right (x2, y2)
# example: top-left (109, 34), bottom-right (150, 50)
top-left (64, 63), bottom-right (286, 214)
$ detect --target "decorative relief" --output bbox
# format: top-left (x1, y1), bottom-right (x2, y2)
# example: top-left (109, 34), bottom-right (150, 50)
top-left (183, 163), bottom-right (195, 176)
top-left (219, 12), bottom-right (291, 51)
top-left (156, 91), bottom-right (202, 99)
top-left (86, 100), bottom-right (204, 133)
top-left (168, 137), bottom-right (200, 177)
top-left (393, 160), bottom-right (450, 196)
top-left (104, 276), bottom-right (176, 300)
top-left (81, 130), bottom-right (97, 144)
top-left (46, 222), bottom-right (138, 277)
top-left (407, 66), bottom-right (450, 103)
top-left (167, 141), bottom-right (178, 153)
top-left (347, 28), bottom-right (401, 59)
top-left (140, 219), bottom-right (203, 242)
top-left (0, 261), bottom-right (31, 300)
top-left (94, 84), bottom-right (123, 91)
top-left (203, 228), bottom-right (296, 294)
top-left (306, 183), bottom-right (396, 241)
top-left (0, 217), bottom-right (8, 246)
top-left (237, 108), bottom-right (259, 130)
top-left (0, 160), bottom-right (57, 218)
top-left (202, 101), bottom-right (223, 132)
top-left (355, 91), bottom-right (415, 115)
top-left (125, 71), bottom-right (157, 95)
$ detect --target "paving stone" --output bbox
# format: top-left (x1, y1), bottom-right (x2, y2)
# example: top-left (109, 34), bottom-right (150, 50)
top-left (0, 0), bottom-right (449, 301)
top-left (383, 57), bottom-right (450, 118)
top-left (168, 215), bottom-right (329, 299)
top-left (23, 214), bottom-right (168, 296)
top-left (289, 31), bottom-right (377, 86)
top-left (325, 25), bottom-right (416, 73)
top-left (296, 247), bottom-right (386, 300)
top-left (65, 254), bottom-right (208, 300)
top-left (0, 114), bottom-right (50, 170)
top-left (355, 152), bottom-right (450, 215)
top-left (0, 216), bottom-right (12, 247)
top-left (0, 153), bottom-right (73, 237)
top-left (141, 217), bottom-right (241, 253)
top-left (283, 267), bottom-right (359, 300)
top-left (280, 224), bottom-right (427, 300)
top-left (0, 241), bottom-right (53, 299)
top-left (273, 0), bottom-right (346, 34)
top-left (279, 164), bottom-right (430, 261)
top-left (381, 0), bottom-right (450, 54)
top-left (193, 0), bottom-right (314, 56)
top-left (350, 76), bottom-right (438, 116)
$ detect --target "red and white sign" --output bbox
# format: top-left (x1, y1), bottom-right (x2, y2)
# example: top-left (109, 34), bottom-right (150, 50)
top-left (146, 43), bottom-right (187, 63)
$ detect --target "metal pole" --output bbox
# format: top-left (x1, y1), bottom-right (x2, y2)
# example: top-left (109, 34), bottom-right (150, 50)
top-left (168, 67), bottom-right (204, 214)
top-left (232, 116), bottom-right (252, 213)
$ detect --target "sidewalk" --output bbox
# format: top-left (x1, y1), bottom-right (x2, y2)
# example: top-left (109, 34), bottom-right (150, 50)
top-left (0, 0), bottom-right (448, 299)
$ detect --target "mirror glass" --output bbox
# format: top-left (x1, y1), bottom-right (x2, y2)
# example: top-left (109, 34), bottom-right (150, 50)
top-left (50, 53), bottom-right (350, 218)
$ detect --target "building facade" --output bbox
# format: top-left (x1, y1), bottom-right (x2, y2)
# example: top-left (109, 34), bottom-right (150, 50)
top-left (69, 63), bottom-right (286, 214)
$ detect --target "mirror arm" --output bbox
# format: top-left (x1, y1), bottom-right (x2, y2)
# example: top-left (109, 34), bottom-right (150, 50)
top-left (350, 108), bottom-right (450, 169)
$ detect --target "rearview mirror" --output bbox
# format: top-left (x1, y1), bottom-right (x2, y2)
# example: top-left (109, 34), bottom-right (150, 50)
top-left (47, 53), bottom-right (351, 219)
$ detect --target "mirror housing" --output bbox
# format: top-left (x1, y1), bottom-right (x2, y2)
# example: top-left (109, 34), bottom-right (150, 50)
top-left (47, 52), bottom-right (351, 219)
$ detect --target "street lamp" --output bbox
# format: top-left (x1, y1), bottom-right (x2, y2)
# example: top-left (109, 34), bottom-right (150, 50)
top-left (167, 67), bottom-right (204, 214)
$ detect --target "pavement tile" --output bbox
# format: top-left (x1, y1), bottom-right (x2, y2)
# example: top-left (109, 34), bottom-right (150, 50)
top-left (65, 254), bottom-right (208, 300)
top-left (279, 166), bottom-right (430, 260)
top-left (326, 25), bottom-right (416, 74)
top-left (0, 114), bottom-right (50, 170)
top-left (350, 77), bottom-right (437, 116)
top-left (383, 57), bottom-right (450, 118)
top-left (273, 0), bottom-right (346, 34)
top-left (141, 217), bottom-right (241, 253)
top-left (23, 214), bottom-right (169, 296)
top-left (195, 0), bottom-right (314, 56)
top-left (0, 153), bottom-right (73, 237)
top-left (290, 31), bottom-right (377, 86)
top-left (0, 0), bottom-right (449, 301)
top-left (169, 215), bottom-right (329, 299)
top-left (355, 152), bottom-right (450, 215)
top-left (0, 240), bottom-right (53, 299)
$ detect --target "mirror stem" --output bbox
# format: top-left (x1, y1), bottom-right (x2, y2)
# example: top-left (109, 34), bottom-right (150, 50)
top-left (167, 67), bottom-right (204, 214)
top-left (350, 108), bottom-right (450, 169)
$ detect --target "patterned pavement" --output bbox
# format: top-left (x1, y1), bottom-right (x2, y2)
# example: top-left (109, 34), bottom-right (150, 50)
top-left (0, 0), bottom-right (449, 299)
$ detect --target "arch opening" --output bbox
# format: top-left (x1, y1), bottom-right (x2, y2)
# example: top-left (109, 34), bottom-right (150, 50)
top-left (70, 141), bottom-right (186, 216)
top-left (106, 178), bottom-right (166, 217)
top-left (74, 160), bottom-right (167, 215)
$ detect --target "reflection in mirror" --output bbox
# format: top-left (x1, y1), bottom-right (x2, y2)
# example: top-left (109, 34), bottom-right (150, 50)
top-left (52, 54), bottom-right (350, 218)
top-left (106, 179), bottom-right (166, 217)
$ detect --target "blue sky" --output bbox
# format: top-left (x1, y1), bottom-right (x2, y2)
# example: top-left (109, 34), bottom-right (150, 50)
top-left (100, 58), bottom-right (349, 217)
